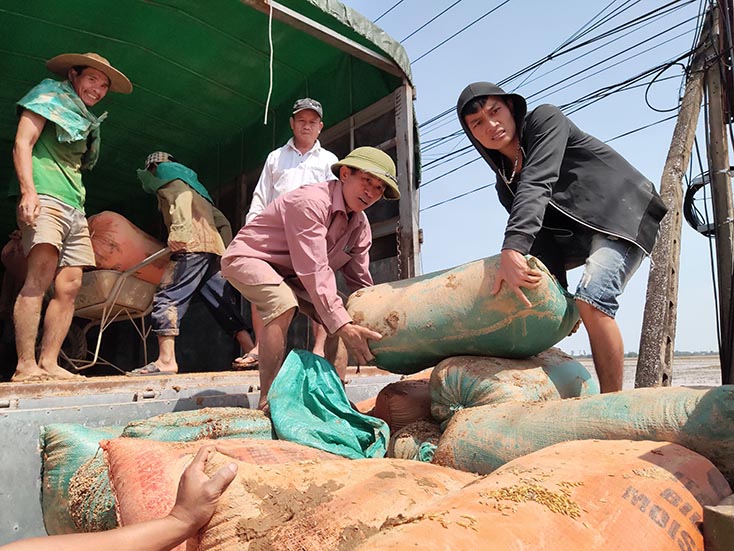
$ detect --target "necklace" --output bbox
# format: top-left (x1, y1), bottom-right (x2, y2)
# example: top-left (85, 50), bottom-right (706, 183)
top-left (498, 144), bottom-right (523, 194)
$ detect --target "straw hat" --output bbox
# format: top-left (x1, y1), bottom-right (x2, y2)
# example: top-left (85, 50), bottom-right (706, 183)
top-left (331, 147), bottom-right (400, 200)
top-left (46, 52), bottom-right (132, 94)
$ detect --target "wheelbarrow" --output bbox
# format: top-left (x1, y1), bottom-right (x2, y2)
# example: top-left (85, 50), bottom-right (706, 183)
top-left (60, 247), bottom-right (170, 372)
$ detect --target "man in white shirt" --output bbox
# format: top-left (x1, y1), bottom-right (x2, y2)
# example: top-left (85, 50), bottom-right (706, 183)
top-left (234, 98), bottom-right (338, 369)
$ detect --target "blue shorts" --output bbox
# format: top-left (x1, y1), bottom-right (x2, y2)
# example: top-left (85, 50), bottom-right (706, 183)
top-left (574, 233), bottom-right (644, 318)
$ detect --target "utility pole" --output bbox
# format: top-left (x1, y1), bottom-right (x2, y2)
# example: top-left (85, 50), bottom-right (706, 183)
top-left (705, 6), bottom-right (734, 384)
top-left (636, 26), bottom-right (707, 387)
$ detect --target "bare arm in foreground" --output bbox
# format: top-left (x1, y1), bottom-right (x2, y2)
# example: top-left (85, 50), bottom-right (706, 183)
top-left (0, 446), bottom-right (237, 551)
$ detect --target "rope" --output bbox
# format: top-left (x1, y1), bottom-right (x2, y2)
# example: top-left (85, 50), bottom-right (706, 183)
top-left (263, 1), bottom-right (274, 125)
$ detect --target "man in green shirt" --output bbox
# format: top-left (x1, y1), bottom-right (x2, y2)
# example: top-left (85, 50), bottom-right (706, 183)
top-left (11, 52), bottom-right (132, 382)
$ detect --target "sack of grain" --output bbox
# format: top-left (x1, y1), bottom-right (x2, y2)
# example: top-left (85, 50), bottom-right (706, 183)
top-left (353, 370), bottom-right (431, 417)
top-left (103, 438), bottom-right (344, 551)
top-left (355, 440), bottom-right (732, 550)
top-left (41, 423), bottom-right (122, 534)
top-left (433, 386), bottom-right (734, 485)
top-left (197, 454), bottom-right (477, 551)
top-left (372, 378), bottom-right (432, 432)
top-left (42, 408), bottom-right (271, 534)
top-left (387, 420), bottom-right (441, 461)
top-left (346, 254), bottom-right (578, 374)
top-left (88, 211), bottom-right (169, 284)
top-left (120, 407), bottom-right (272, 440)
top-left (430, 347), bottom-right (598, 426)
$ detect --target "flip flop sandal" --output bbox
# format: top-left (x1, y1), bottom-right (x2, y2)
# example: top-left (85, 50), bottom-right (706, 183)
top-left (232, 352), bottom-right (259, 370)
top-left (127, 363), bottom-right (172, 376)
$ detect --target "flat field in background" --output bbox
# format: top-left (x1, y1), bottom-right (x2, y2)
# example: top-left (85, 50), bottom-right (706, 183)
top-left (575, 355), bottom-right (722, 389)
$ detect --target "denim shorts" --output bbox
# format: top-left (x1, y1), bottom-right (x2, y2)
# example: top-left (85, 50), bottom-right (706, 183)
top-left (151, 252), bottom-right (248, 337)
top-left (574, 233), bottom-right (645, 318)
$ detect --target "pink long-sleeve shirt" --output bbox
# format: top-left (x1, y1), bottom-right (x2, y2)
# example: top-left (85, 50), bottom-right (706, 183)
top-left (221, 180), bottom-right (373, 334)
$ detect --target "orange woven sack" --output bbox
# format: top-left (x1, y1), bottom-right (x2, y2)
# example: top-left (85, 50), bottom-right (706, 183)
top-left (371, 378), bottom-right (432, 432)
top-left (354, 439), bottom-right (733, 550)
top-left (88, 211), bottom-right (169, 284)
top-left (102, 438), bottom-right (343, 551)
top-left (352, 395), bottom-right (377, 415)
top-left (197, 454), bottom-right (478, 551)
top-left (404, 368), bottom-right (434, 381)
top-left (1, 234), bottom-right (26, 283)
top-left (353, 370), bottom-right (432, 416)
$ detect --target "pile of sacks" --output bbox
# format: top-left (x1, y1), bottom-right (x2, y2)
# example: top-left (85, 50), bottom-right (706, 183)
top-left (40, 410), bottom-right (732, 550)
top-left (357, 346), bottom-right (598, 462)
top-left (35, 250), bottom-right (734, 549)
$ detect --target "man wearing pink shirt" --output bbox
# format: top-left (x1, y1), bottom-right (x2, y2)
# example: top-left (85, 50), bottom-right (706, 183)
top-left (221, 147), bottom-right (399, 410)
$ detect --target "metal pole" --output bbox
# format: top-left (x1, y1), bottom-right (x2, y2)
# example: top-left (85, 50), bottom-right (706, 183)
top-left (636, 31), bottom-right (707, 387)
top-left (705, 7), bottom-right (734, 384)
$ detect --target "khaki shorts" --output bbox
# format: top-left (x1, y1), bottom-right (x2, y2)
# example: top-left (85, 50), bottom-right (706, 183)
top-left (18, 195), bottom-right (95, 268)
top-left (227, 279), bottom-right (318, 326)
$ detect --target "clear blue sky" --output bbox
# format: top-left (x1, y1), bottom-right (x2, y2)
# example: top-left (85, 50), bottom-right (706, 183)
top-left (343, 0), bottom-right (719, 355)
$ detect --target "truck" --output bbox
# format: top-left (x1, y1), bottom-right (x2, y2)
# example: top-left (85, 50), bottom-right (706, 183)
top-left (0, 0), bottom-right (419, 541)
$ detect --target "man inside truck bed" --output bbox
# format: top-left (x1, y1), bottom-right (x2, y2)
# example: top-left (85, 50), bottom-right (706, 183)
top-left (129, 152), bottom-right (255, 375)
top-left (10, 52), bottom-right (132, 382)
top-left (235, 97), bottom-right (339, 371)
top-left (221, 146), bottom-right (399, 410)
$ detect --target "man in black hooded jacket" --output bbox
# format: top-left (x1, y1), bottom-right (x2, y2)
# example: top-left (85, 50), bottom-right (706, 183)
top-left (457, 82), bottom-right (667, 393)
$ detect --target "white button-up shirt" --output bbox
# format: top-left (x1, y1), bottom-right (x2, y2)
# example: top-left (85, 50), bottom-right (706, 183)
top-left (246, 138), bottom-right (338, 224)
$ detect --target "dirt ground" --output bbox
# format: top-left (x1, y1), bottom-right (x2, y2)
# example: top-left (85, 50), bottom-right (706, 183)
top-left (575, 355), bottom-right (722, 390)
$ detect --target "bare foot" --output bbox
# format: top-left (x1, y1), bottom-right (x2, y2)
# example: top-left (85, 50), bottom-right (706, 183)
top-left (40, 363), bottom-right (85, 380)
top-left (11, 360), bottom-right (49, 382)
top-left (11, 367), bottom-right (52, 382)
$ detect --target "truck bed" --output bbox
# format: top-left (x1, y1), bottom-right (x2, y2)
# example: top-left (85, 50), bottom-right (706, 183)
top-left (0, 368), bottom-right (398, 542)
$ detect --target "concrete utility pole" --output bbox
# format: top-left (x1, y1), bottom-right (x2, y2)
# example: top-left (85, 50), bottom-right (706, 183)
top-left (635, 28), bottom-right (708, 387)
top-left (705, 7), bottom-right (734, 384)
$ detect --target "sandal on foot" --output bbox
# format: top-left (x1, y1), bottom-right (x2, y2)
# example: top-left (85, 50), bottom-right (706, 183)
top-left (127, 363), bottom-right (173, 376)
top-left (232, 352), bottom-right (259, 370)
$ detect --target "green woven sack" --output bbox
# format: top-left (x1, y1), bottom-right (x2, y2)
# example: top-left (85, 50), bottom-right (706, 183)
top-left (42, 408), bottom-right (272, 534)
top-left (430, 347), bottom-right (599, 427)
top-left (434, 385), bottom-right (734, 484)
top-left (121, 407), bottom-right (273, 440)
top-left (41, 424), bottom-right (122, 534)
top-left (346, 254), bottom-right (579, 374)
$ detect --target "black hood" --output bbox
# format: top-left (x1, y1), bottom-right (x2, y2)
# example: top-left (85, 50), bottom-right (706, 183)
top-left (456, 82), bottom-right (527, 176)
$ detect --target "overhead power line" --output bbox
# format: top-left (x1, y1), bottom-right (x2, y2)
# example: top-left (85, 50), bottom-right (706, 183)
top-left (418, 0), bottom-right (696, 131)
top-left (374, 0), bottom-right (406, 23)
top-left (418, 0), bottom-right (700, 166)
top-left (401, 0), bottom-right (464, 42)
top-left (414, 0), bottom-right (707, 214)
top-left (413, 0), bottom-right (513, 63)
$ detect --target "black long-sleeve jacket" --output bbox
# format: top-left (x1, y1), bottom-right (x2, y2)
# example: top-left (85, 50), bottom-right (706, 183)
top-left (457, 83), bottom-right (667, 285)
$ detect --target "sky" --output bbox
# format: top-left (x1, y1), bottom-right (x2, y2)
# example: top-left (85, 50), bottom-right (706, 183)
top-left (342, 0), bottom-right (721, 355)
